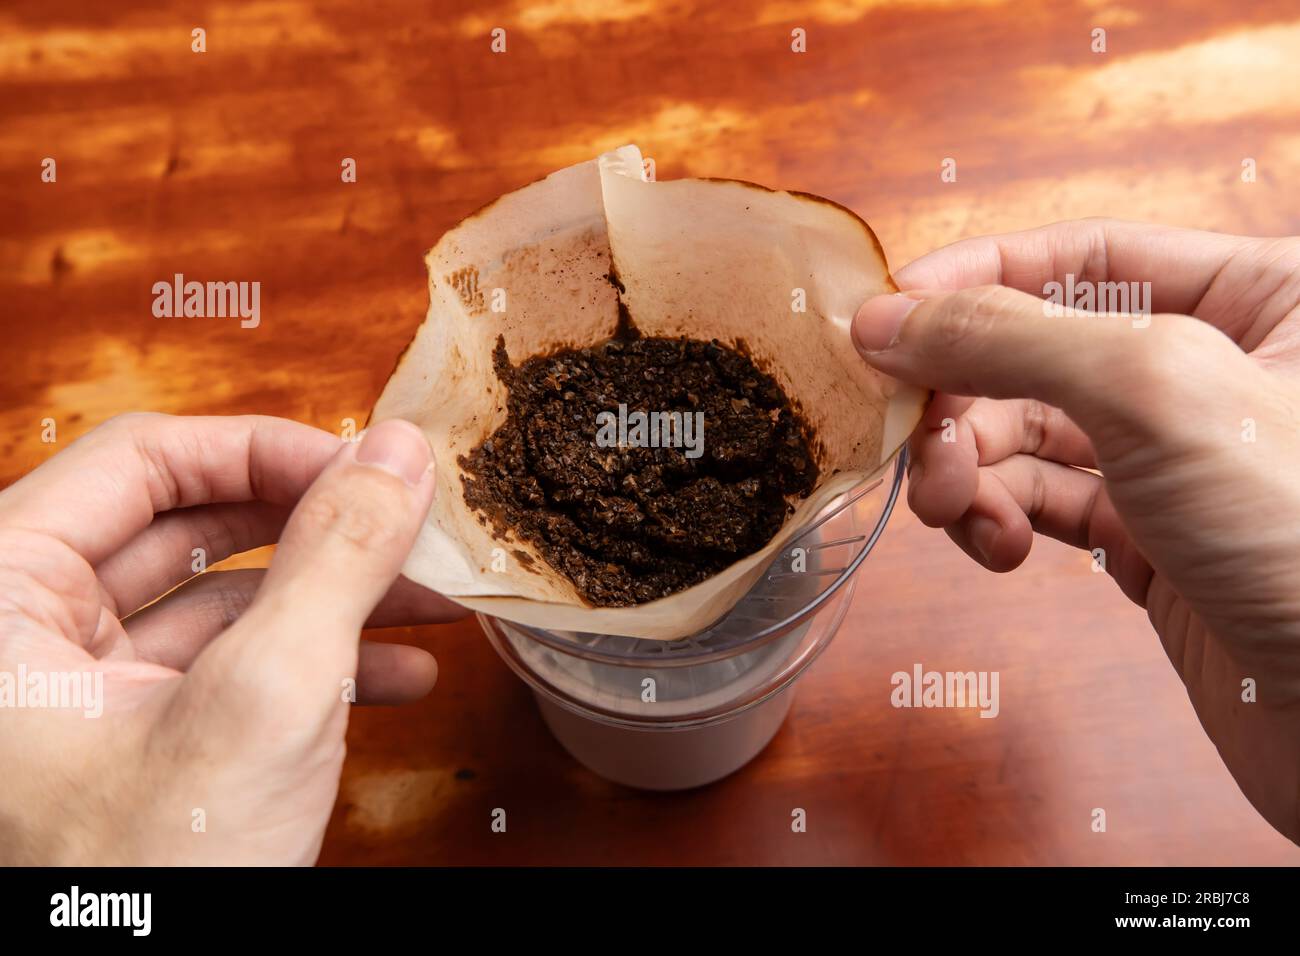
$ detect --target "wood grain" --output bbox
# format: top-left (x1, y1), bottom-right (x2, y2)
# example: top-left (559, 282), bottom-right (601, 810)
top-left (3, 0), bottom-right (1299, 864)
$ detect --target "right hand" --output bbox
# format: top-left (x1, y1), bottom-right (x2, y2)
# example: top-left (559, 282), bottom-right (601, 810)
top-left (852, 219), bottom-right (1300, 843)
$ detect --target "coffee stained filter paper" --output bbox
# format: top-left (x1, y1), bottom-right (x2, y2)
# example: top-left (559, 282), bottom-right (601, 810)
top-left (371, 145), bottom-right (926, 639)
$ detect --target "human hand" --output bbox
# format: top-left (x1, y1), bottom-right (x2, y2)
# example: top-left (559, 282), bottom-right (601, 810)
top-left (853, 219), bottom-right (1300, 842)
top-left (0, 414), bottom-right (465, 864)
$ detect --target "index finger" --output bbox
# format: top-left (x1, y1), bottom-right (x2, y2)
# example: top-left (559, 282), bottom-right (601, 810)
top-left (893, 218), bottom-right (1252, 318)
top-left (0, 413), bottom-right (343, 565)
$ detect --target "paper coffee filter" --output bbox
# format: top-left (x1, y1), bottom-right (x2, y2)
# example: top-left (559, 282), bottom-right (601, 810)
top-left (370, 145), bottom-right (925, 640)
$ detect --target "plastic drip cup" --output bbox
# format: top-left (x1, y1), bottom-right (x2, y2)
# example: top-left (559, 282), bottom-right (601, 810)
top-left (480, 449), bottom-right (907, 790)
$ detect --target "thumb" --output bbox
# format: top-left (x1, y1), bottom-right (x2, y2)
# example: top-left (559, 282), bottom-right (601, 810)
top-left (187, 418), bottom-right (437, 711)
top-left (851, 284), bottom-right (1247, 439)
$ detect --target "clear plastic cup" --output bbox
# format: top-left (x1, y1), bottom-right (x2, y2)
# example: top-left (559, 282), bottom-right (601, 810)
top-left (480, 449), bottom-right (907, 790)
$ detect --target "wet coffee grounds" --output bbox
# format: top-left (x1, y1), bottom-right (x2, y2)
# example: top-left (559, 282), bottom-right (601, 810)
top-left (460, 334), bottom-right (819, 606)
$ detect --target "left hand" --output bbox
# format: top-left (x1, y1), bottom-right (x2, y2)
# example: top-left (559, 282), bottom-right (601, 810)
top-left (0, 413), bottom-right (466, 864)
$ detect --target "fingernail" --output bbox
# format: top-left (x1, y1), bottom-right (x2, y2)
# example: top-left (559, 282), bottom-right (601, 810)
top-left (969, 515), bottom-right (1000, 564)
top-left (852, 293), bottom-right (920, 354)
top-left (356, 419), bottom-right (433, 487)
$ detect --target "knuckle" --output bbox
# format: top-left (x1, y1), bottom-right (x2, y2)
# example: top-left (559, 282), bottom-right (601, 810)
top-left (97, 411), bottom-right (165, 439)
top-left (1025, 461), bottom-right (1049, 521)
top-left (202, 578), bottom-right (256, 631)
top-left (296, 477), bottom-right (408, 555)
top-left (925, 285), bottom-right (1012, 351)
top-left (1020, 399), bottom-right (1051, 454)
top-left (179, 634), bottom-right (349, 752)
top-left (0, 567), bottom-right (61, 630)
top-left (1253, 236), bottom-right (1300, 302)
top-left (0, 530), bottom-right (101, 629)
top-left (1260, 235), bottom-right (1300, 266)
top-left (192, 511), bottom-right (239, 566)
top-left (1129, 314), bottom-right (1229, 389)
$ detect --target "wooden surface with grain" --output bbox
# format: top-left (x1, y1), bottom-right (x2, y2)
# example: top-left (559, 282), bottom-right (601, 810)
top-left (4, 0), bottom-right (1300, 865)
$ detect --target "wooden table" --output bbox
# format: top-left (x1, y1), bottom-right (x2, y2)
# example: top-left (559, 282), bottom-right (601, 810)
top-left (4, 0), bottom-right (1300, 865)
